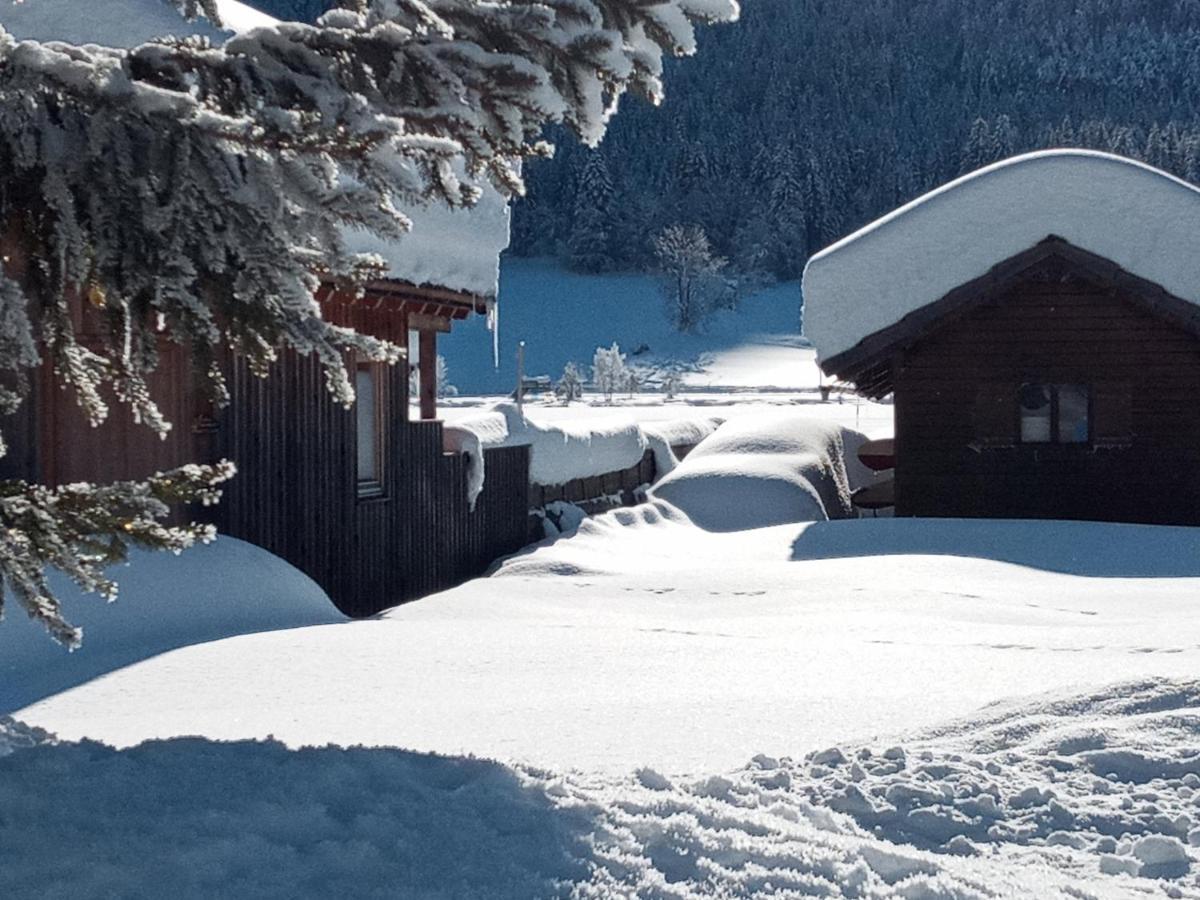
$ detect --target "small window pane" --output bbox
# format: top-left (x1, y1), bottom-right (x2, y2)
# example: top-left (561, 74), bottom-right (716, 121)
top-left (356, 367), bottom-right (378, 483)
top-left (1057, 384), bottom-right (1090, 443)
top-left (1019, 383), bottom-right (1052, 442)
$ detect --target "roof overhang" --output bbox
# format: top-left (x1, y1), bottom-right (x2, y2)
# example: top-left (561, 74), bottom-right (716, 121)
top-left (823, 236), bottom-right (1200, 398)
top-left (803, 150), bottom-right (1200, 388)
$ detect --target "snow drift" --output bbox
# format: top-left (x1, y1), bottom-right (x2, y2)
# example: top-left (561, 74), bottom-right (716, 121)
top-left (3, 679), bottom-right (1197, 898)
top-left (804, 149), bottom-right (1200, 363)
top-left (0, 537), bottom-right (343, 715)
top-left (650, 414), bottom-right (871, 531)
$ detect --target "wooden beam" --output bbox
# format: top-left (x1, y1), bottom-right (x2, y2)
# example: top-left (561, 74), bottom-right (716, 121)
top-left (409, 312), bottom-right (451, 334)
top-left (419, 330), bottom-right (437, 421)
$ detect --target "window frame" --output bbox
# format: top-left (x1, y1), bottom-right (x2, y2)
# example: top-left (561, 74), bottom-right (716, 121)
top-left (1017, 382), bottom-right (1092, 446)
top-left (355, 361), bottom-right (387, 499)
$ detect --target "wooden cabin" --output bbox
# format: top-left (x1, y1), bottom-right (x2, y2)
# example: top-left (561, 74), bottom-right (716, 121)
top-left (0, 277), bottom-right (529, 618)
top-left (803, 150), bottom-right (1200, 526)
top-left (0, 0), bottom-right (533, 619)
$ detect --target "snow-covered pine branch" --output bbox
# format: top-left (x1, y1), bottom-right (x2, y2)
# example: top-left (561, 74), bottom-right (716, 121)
top-left (0, 0), bottom-right (739, 425)
top-left (0, 460), bottom-right (235, 649)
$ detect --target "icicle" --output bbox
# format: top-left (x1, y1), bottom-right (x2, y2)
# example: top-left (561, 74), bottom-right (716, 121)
top-left (488, 296), bottom-right (500, 370)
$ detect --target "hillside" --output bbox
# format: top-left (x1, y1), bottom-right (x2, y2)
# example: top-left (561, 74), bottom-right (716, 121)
top-left (514, 0), bottom-right (1200, 278)
top-left (439, 257), bottom-right (811, 395)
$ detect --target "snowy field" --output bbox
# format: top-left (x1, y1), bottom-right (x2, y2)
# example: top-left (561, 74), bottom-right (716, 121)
top-left (5, 278), bottom-right (1200, 895)
top-left (15, 510), bottom-right (1200, 777)
top-left (4, 509), bottom-right (1200, 897)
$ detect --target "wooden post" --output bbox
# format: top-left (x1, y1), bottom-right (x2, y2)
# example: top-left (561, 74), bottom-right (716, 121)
top-left (516, 340), bottom-right (525, 413)
top-left (419, 330), bottom-right (437, 421)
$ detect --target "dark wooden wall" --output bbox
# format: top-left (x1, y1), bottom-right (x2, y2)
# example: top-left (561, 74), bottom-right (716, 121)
top-left (893, 269), bottom-right (1200, 525)
top-left (214, 350), bottom-right (531, 617)
top-left (0, 343), bottom-right (201, 488)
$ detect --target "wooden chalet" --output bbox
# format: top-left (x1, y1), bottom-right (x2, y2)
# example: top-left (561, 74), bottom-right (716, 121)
top-left (0, 275), bottom-right (530, 618)
top-left (803, 150), bottom-right (1200, 526)
top-left (0, 0), bottom-right (531, 617)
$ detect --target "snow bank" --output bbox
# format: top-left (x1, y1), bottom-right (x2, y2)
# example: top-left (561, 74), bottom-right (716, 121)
top-left (804, 149), bottom-right (1200, 363)
top-left (0, 537), bottom-right (343, 715)
top-left (0, 0), bottom-right (275, 47)
top-left (445, 404), bottom-right (722, 507)
top-left (650, 414), bottom-right (868, 531)
top-left (15, 515), bottom-right (1200, 773)
top-left (3, 679), bottom-right (1197, 897)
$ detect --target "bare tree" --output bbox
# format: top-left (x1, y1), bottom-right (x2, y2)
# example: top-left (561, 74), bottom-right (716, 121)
top-left (653, 225), bottom-right (730, 332)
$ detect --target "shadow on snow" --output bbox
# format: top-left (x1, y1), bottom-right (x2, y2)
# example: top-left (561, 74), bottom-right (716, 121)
top-left (789, 516), bottom-right (1200, 578)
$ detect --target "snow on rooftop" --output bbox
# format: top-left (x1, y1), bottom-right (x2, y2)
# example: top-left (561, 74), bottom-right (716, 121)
top-left (802, 149), bottom-right (1200, 366)
top-left (342, 183), bottom-right (511, 299)
top-left (0, 0), bottom-right (275, 46)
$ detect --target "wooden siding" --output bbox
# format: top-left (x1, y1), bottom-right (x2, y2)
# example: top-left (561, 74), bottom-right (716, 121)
top-left (2, 343), bottom-right (201, 488)
top-left (213, 350), bottom-right (530, 617)
top-left (894, 268), bottom-right (1200, 525)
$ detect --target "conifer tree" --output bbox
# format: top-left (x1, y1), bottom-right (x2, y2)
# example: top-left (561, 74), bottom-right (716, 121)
top-left (568, 152), bottom-right (615, 273)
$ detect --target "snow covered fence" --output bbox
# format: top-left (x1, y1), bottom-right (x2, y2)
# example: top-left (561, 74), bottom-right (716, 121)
top-left (443, 403), bottom-right (723, 512)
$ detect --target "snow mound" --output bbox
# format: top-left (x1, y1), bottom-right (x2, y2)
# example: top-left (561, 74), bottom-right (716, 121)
top-left (3, 679), bottom-right (1197, 897)
top-left (642, 414), bottom-right (724, 478)
top-left (0, 537), bottom-right (343, 715)
top-left (494, 498), bottom-right (694, 578)
top-left (0, 0), bottom-right (275, 47)
top-left (803, 149), bottom-right (1200, 364)
top-left (650, 414), bottom-right (869, 531)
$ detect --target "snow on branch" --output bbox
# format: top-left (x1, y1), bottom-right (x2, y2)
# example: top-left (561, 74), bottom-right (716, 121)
top-left (0, 461), bottom-right (236, 649)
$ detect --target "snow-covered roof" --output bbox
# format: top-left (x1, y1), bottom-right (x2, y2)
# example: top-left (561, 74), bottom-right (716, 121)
top-left (0, 0), bottom-right (510, 301)
top-left (341, 186), bottom-right (511, 300)
top-left (0, 0), bottom-right (275, 46)
top-left (802, 149), bottom-right (1200, 369)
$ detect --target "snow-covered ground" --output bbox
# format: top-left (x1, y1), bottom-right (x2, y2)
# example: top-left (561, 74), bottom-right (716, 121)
top-left (0, 537), bottom-right (342, 716)
top-left (14, 510), bottom-right (1200, 778)
top-left (6, 401), bottom-right (1200, 896)
top-left (4, 679), bottom-right (1197, 898)
top-left (5, 516), bottom-right (1200, 897)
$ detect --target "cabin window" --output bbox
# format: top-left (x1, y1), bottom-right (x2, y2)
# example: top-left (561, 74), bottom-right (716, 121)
top-left (356, 363), bottom-right (384, 495)
top-left (1018, 383), bottom-right (1089, 444)
top-left (407, 329), bottom-right (420, 399)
